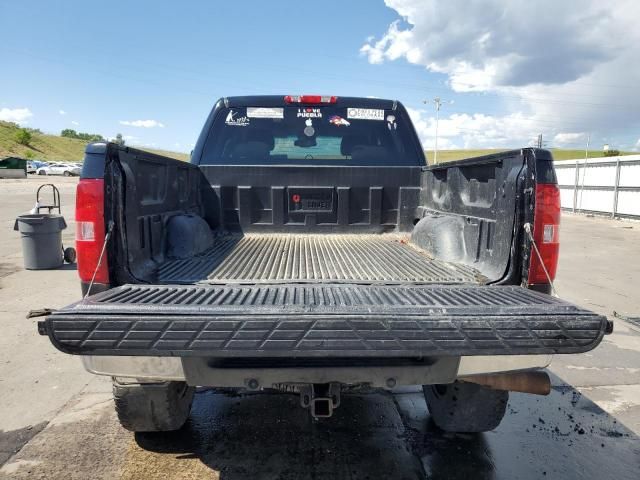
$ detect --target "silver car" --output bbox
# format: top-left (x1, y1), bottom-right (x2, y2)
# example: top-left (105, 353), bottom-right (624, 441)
top-left (36, 162), bottom-right (81, 176)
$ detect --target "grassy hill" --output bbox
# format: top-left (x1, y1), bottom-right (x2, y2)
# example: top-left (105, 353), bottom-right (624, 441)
top-left (2, 120), bottom-right (635, 164)
top-left (433, 148), bottom-right (636, 163)
top-left (0, 121), bottom-right (189, 162)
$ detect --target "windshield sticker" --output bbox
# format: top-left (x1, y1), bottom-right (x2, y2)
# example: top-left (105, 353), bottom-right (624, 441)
top-left (225, 110), bottom-right (250, 126)
top-left (347, 108), bottom-right (384, 121)
top-left (386, 114), bottom-right (397, 130)
top-left (329, 115), bottom-right (350, 127)
top-left (297, 107), bottom-right (322, 119)
top-left (247, 107), bottom-right (284, 119)
top-left (303, 118), bottom-right (315, 137)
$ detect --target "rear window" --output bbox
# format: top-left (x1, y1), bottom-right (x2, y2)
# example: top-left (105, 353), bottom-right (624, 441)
top-left (199, 105), bottom-right (424, 166)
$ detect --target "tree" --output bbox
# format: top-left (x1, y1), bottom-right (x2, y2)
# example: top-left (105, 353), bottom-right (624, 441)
top-left (61, 129), bottom-right (104, 142)
top-left (61, 129), bottom-right (78, 138)
top-left (15, 128), bottom-right (32, 146)
top-left (114, 133), bottom-right (125, 146)
top-left (604, 149), bottom-right (620, 157)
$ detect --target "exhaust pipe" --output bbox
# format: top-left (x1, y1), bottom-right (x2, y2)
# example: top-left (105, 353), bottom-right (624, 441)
top-left (458, 371), bottom-right (551, 396)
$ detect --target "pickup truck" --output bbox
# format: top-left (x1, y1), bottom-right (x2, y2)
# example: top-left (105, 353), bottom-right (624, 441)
top-left (38, 95), bottom-right (610, 433)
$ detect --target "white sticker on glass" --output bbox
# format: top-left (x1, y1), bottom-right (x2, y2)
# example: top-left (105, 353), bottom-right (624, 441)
top-left (297, 107), bottom-right (323, 119)
top-left (347, 108), bottom-right (385, 121)
top-left (304, 118), bottom-right (315, 137)
top-left (247, 107), bottom-right (284, 119)
top-left (225, 110), bottom-right (250, 126)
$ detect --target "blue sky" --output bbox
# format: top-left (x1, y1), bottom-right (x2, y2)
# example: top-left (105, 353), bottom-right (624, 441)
top-left (1, 0), bottom-right (639, 153)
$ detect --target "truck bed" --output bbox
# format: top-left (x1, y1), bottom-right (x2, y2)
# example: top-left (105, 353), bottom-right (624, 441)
top-left (157, 234), bottom-right (483, 285)
top-left (40, 144), bottom-right (610, 360)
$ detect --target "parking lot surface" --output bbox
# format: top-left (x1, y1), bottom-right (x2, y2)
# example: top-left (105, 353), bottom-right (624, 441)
top-left (1, 177), bottom-right (639, 479)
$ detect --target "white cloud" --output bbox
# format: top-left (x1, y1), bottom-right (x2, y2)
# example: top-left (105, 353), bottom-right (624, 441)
top-left (0, 107), bottom-right (33, 124)
top-left (59, 109), bottom-right (66, 115)
top-left (363, 0), bottom-right (640, 145)
top-left (71, 120), bottom-right (79, 126)
top-left (362, 0), bottom-right (624, 91)
top-left (553, 132), bottom-right (586, 145)
top-left (407, 107), bottom-right (539, 150)
top-left (119, 119), bottom-right (165, 128)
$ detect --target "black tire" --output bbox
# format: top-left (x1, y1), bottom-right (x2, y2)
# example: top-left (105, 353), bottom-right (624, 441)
top-left (63, 171), bottom-right (70, 176)
top-left (63, 247), bottom-right (76, 264)
top-left (38, 170), bottom-right (46, 175)
top-left (423, 381), bottom-right (508, 433)
top-left (113, 380), bottom-right (195, 432)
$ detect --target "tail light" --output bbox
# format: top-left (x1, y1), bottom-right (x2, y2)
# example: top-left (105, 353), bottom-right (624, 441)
top-left (75, 179), bottom-right (109, 284)
top-left (528, 183), bottom-right (561, 286)
top-left (284, 95), bottom-right (337, 104)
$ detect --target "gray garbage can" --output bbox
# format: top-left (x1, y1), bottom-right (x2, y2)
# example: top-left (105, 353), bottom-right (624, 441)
top-left (13, 214), bottom-right (67, 270)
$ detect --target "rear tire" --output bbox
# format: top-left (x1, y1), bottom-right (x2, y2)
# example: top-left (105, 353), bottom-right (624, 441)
top-left (423, 381), bottom-right (508, 433)
top-left (63, 171), bottom-right (70, 176)
top-left (113, 380), bottom-right (195, 432)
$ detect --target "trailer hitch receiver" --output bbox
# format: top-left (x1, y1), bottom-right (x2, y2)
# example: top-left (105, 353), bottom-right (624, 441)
top-left (299, 383), bottom-right (341, 419)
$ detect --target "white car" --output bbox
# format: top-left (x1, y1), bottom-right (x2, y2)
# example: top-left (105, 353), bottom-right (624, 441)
top-left (26, 161), bottom-right (37, 174)
top-left (36, 162), bottom-right (81, 176)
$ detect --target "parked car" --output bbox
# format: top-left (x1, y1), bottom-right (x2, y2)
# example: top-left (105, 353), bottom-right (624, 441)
top-left (39, 95), bottom-right (610, 434)
top-left (26, 161), bottom-right (37, 174)
top-left (36, 162), bottom-right (81, 176)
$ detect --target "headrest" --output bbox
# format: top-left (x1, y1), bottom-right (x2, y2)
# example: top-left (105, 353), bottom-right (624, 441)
top-left (232, 141), bottom-right (271, 159)
top-left (340, 135), bottom-right (368, 156)
top-left (245, 129), bottom-right (275, 151)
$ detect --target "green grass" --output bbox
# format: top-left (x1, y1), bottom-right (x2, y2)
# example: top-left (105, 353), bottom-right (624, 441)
top-left (430, 148), bottom-right (636, 163)
top-left (0, 121), bottom-right (189, 162)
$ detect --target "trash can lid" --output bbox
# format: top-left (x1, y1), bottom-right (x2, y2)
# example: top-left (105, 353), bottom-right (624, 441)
top-left (14, 214), bottom-right (67, 231)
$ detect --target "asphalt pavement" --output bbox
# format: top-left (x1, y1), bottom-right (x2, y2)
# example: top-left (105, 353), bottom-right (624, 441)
top-left (0, 176), bottom-right (638, 479)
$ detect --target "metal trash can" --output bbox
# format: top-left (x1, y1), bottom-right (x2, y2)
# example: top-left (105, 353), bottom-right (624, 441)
top-left (13, 214), bottom-right (67, 270)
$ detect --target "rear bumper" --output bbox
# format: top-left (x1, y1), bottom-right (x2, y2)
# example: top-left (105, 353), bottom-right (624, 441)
top-left (81, 354), bottom-right (554, 387)
top-left (39, 284), bottom-right (608, 358)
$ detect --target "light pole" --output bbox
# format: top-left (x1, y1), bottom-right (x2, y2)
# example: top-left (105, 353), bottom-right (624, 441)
top-left (425, 97), bottom-right (445, 164)
top-left (434, 97), bottom-right (442, 164)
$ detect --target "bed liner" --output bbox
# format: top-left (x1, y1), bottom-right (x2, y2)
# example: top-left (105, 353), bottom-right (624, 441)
top-left (158, 234), bottom-right (484, 285)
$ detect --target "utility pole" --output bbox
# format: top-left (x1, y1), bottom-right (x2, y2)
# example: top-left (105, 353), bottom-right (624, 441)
top-left (584, 134), bottom-right (590, 161)
top-left (537, 134), bottom-right (543, 148)
top-left (578, 133), bottom-right (590, 210)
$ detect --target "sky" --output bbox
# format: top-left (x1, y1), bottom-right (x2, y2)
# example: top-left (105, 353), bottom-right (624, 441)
top-left (1, 0), bottom-right (639, 154)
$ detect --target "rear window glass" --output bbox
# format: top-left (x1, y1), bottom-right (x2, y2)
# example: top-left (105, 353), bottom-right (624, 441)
top-left (199, 106), bottom-right (423, 166)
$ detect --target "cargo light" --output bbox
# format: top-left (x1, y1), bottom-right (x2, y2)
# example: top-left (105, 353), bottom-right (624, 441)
top-left (75, 179), bottom-right (109, 284)
top-left (284, 95), bottom-right (337, 104)
top-left (528, 183), bottom-right (561, 286)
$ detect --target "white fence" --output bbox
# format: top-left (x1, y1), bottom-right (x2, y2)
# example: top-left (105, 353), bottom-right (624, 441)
top-left (554, 155), bottom-right (640, 218)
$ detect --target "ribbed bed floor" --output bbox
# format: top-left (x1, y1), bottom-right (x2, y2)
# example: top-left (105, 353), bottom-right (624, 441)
top-left (158, 234), bottom-right (483, 285)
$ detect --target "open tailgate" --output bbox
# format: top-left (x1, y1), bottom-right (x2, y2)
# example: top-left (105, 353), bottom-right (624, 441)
top-left (39, 284), bottom-right (608, 357)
